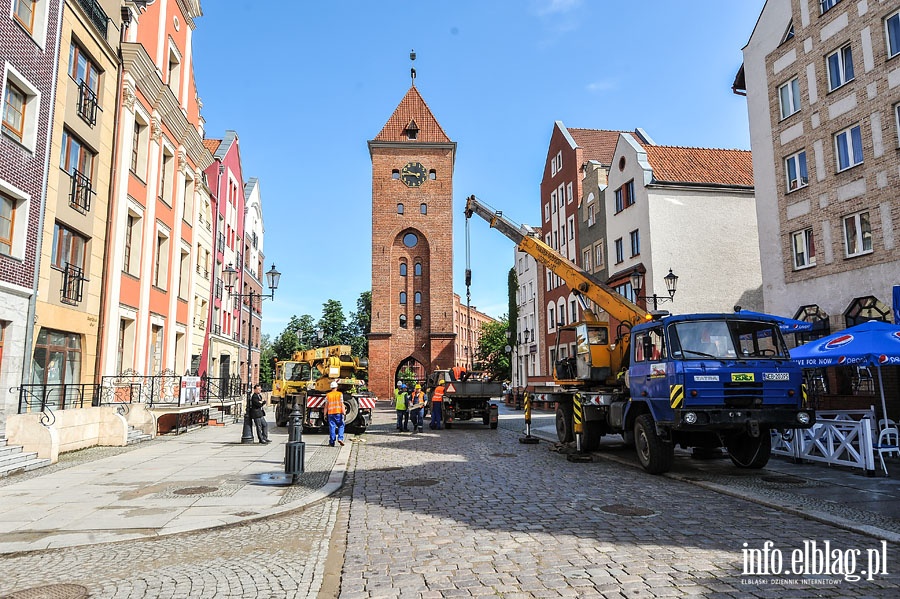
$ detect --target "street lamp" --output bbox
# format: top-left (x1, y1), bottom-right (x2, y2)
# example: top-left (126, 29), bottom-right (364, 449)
top-left (630, 267), bottom-right (678, 311)
top-left (224, 262), bottom-right (281, 444)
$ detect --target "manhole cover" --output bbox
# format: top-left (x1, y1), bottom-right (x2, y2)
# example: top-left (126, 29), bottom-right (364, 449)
top-left (598, 504), bottom-right (656, 517)
top-left (490, 453), bottom-right (517, 458)
top-left (761, 475), bottom-right (806, 485)
top-left (1, 584), bottom-right (89, 599)
top-left (173, 486), bottom-right (218, 495)
top-left (399, 478), bottom-right (439, 487)
top-left (372, 467), bottom-right (402, 472)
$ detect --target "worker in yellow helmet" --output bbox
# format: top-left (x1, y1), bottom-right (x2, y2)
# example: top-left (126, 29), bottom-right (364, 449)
top-left (430, 379), bottom-right (446, 430)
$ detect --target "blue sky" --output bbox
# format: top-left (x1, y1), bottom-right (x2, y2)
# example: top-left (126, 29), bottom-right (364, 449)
top-left (192, 0), bottom-right (765, 338)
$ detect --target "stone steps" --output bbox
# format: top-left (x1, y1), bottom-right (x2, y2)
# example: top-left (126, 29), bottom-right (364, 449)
top-left (0, 440), bottom-right (51, 478)
top-left (127, 426), bottom-right (153, 445)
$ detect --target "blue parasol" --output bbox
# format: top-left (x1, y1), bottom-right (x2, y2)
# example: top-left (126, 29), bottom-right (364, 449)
top-left (790, 320), bottom-right (900, 426)
top-left (735, 309), bottom-right (814, 333)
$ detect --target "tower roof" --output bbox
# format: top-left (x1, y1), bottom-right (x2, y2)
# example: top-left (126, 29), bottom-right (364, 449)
top-left (373, 86), bottom-right (451, 143)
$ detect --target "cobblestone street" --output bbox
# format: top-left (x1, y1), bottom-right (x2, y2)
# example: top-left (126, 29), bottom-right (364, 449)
top-left (1, 407), bottom-right (898, 598)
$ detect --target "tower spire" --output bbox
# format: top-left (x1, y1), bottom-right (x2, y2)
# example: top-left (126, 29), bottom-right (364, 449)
top-left (410, 49), bottom-right (417, 87)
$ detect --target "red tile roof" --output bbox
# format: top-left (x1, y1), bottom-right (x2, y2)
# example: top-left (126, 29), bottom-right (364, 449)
top-left (568, 128), bottom-right (629, 165)
top-left (644, 145), bottom-right (754, 187)
top-left (203, 138), bottom-right (222, 154)
top-left (373, 86), bottom-right (451, 143)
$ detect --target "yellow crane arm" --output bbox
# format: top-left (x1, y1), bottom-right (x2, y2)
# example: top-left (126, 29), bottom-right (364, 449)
top-left (464, 194), bottom-right (650, 328)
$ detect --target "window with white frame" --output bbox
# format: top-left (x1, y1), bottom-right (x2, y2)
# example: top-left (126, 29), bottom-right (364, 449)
top-left (888, 10), bottom-right (900, 59)
top-left (778, 77), bottom-right (801, 119)
top-left (154, 229), bottom-right (170, 288)
top-left (12, 0), bottom-right (50, 43)
top-left (2, 66), bottom-right (40, 151)
top-left (785, 150), bottom-right (808, 191)
top-left (0, 190), bottom-right (17, 256)
top-left (544, 202), bottom-right (550, 221)
top-left (896, 103), bottom-right (900, 147)
top-left (123, 210), bottom-right (143, 276)
top-left (548, 305), bottom-right (555, 330)
top-left (130, 114), bottom-right (149, 180)
top-left (614, 180), bottom-right (635, 213)
top-left (555, 151), bottom-right (562, 173)
top-left (567, 215), bottom-right (574, 240)
top-left (826, 44), bottom-right (854, 91)
top-left (550, 191), bottom-right (557, 213)
top-left (558, 184), bottom-right (565, 207)
top-left (629, 229), bottom-right (640, 257)
top-left (595, 242), bottom-right (604, 269)
top-left (843, 211), bottom-right (872, 257)
top-left (791, 228), bottom-right (816, 269)
top-left (51, 222), bottom-right (86, 270)
top-left (614, 238), bottom-right (624, 264)
top-left (587, 203), bottom-right (595, 226)
top-left (834, 124), bottom-right (863, 171)
top-left (566, 182), bottom-right (573, 204)
top-left (582, 248), bottom-right (591, 271)
top-left (167, 44), bottom-right (182, 98)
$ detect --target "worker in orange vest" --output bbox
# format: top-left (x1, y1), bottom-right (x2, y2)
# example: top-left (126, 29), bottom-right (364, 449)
top-left (430, 379), bottom-right (445, 430)
top-left (409, 384), bottom-right (426, 433)
top-left (325, 381), bottom-right (345, 447)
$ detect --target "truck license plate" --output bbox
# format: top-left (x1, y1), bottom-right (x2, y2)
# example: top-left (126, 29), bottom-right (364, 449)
top-left (309, 410), bottom-right (320, 419)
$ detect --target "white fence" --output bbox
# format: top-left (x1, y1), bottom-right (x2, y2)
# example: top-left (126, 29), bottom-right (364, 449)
top-left (771, 409), bottom-right (876, 473)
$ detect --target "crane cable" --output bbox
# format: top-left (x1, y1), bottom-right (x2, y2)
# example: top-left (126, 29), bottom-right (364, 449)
top-left (465, 214), bottom-right (472, 369)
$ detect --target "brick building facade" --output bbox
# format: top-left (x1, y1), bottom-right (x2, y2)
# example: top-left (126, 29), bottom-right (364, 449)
top-left (0, 0), bottom-right (63, 435)
top-left (368, 85), bottom-right (456, 399)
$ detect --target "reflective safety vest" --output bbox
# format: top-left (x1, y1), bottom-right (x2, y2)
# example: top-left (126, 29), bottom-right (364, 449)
top-left (325, 390), bottom-right (345, 415)
top-left (395, 390), bottom-right (407, 410)
top-left (410, 391), bottom-right (426, 409)
top-left (432, 386), bottom-right (445, 403)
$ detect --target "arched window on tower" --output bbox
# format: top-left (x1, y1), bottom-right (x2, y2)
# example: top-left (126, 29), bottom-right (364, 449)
top-left (420, 203), bottom-right (427, 214)
top-left (399, 314), bottom-right (407, 328)
top-left (400, 292), bottom-right (407, 304)
top-left (414, 314), bottom-right (422, 328)
top-left (400, 263), bottom-right (407, 276)
top-left (429, 169), bottom-right (436, 180)
top-left (415, 291), bottom-right (421, 305)
top-left (397, 203), bottom-right (404, 214)
top-left (392, 169), bottom-right (400, 179)
top-left (414, 262), bottom-right (422, 276)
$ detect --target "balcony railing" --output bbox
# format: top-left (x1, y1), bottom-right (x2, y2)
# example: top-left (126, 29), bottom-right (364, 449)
top-left (217, 233), bottom-right (225, 253)
top-left (212, 324), bottom-right (221, 335)
top-left (76, 80), bottom-right (99, 126)
top-left (195, 265), bottom-right (209, 279)
top-left (76, 0), bottom-right (109, 38)
top-left (214, 280), bottom-right (223, 299)
top-left (69, 169), bottom-right (93, 213)
top-left (61, 262), bottom-right (85, 305)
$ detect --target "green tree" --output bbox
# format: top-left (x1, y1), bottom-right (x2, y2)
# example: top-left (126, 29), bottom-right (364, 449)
top-left (259, 334), bottom-right (274, 388)
top-left (348, 291), bottom-right (371, 358)
top-left (475, 317), bottom-right (511, 380)
top-left (318, 299), bottom-right (347, 347)
top-left (508, 267), bottom-right (518, 344)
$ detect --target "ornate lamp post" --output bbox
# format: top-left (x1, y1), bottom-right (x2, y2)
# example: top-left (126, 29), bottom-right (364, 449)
top-left (223, 262), bottom-right (281, 444)
top-left (630, 267), bottom-right (678, 311)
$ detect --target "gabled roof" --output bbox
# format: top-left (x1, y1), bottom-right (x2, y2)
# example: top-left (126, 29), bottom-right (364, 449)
top-left (645, 146), bottom-right (754, 187)
top-left (568, 128), bottom-right (653, 165)
top-left (203, 138), bottom-right (221, 155)
top-left (372, 86), bottom-right (451, 143)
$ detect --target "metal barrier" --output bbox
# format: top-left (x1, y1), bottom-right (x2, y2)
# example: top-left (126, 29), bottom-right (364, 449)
top-left (772, 409), bottom-right (876, 473)
top-left (15, 384), bottom-right (101, 425)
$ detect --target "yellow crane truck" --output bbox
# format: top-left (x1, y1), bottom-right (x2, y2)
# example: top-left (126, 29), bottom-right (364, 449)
top-left (272, 345), bottom-right (376, 433)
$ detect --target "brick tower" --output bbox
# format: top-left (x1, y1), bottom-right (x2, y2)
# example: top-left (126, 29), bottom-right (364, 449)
top-left (368, 85), bottom-right (457, 400)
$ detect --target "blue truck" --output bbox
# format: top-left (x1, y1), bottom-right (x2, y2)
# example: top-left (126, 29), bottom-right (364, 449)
top-left (465, 195), bottom-right (815, 473)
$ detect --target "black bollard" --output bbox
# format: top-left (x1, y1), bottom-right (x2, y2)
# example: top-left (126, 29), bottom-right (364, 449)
top-left (285, 397), bottom-right (305, 483)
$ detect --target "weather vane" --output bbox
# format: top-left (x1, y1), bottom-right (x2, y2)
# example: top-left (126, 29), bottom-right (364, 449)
top-left (410, 49), bottom-right (416, 86)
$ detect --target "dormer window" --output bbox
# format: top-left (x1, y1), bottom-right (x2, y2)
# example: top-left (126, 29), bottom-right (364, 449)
top-left (404, 119), bottom-right (419, 140)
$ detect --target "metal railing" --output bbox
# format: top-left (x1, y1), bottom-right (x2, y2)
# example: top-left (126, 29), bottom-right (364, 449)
top-left (772, 409), bottom-right (876, 472)
top-left (76, 0), bottom-right (108, 38)
top-left (69, 169), bottom-right (93, 213)
top-left (76, 80), bottom-right (98, 126)
top-left (61, 262), bottom-right (85, 305)
top-left (16, 383), bottom-right (100, 425)
top-left (217, 233), bottom-right (225, 252)
top-left (212, 323), bottom-right (221, 335)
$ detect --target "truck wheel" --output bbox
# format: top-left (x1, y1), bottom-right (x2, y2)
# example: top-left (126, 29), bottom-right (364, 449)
top-left (556, 403), bottom-right (574, 443)
top-left (634, 414), bottom-right (674, 474)
top-left (343, 394), bottom-right (360, 424)
top-left (275, 404), bottom-right (288, 428)
top-left (727, 430), bottom-right (771, 469)
top-left (581, 421), bottom-right (603, 452)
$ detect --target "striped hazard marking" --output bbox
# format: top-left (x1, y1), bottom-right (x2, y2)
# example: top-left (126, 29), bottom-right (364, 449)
top-left (670, 384), bottom-right (685, 409)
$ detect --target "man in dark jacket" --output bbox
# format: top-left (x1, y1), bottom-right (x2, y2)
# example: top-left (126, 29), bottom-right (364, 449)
top-left (249, 385), bottom-right (270, 444)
